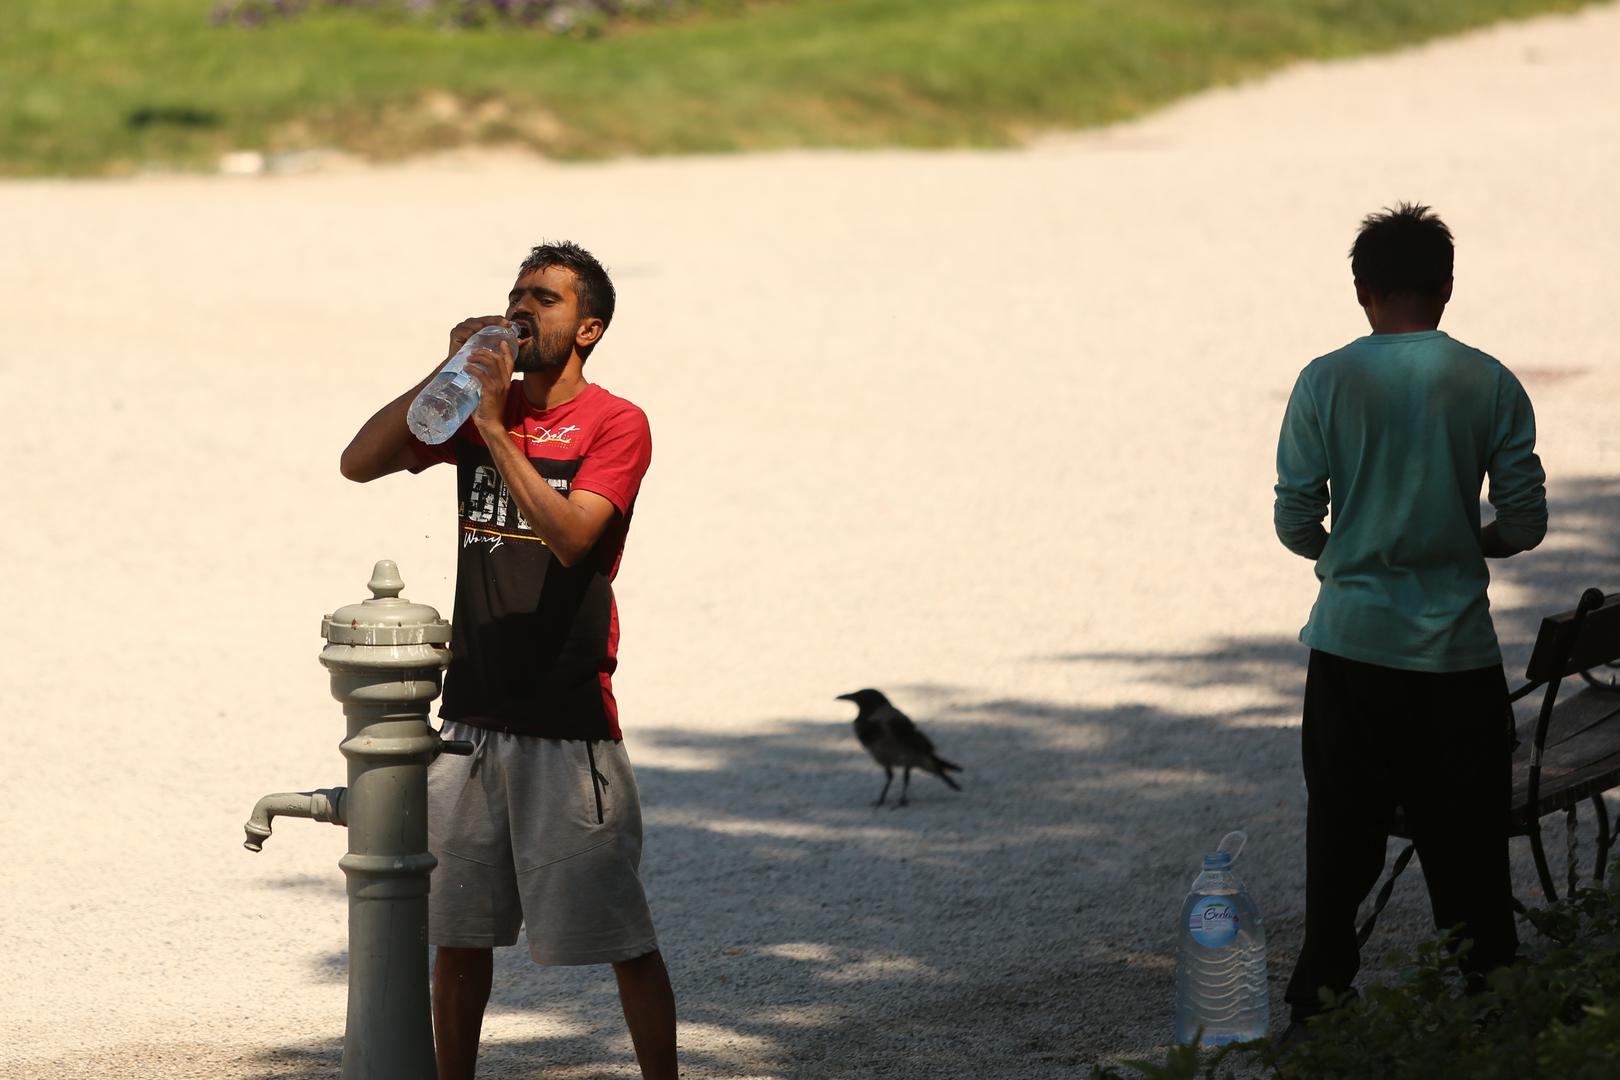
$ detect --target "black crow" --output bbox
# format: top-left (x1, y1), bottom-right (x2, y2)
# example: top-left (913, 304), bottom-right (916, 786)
top-left (836, 689), bottom-right (963, 807)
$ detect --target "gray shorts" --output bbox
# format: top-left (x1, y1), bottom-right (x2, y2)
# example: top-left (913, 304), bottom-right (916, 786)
top-left (427, 720), bottom-right (659, 966)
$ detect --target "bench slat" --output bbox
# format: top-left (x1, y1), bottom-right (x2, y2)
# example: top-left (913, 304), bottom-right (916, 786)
top-left (1509, 686), bottom-right (1620, 827)
top-left (1520, 685), bottom-right (1620, 748)
top-left (1511, 751), bottom-right (1620, 827)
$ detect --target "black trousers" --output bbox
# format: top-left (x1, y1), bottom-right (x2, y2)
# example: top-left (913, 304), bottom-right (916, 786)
top-left (1284, 649), bottom-right (1518, 1018)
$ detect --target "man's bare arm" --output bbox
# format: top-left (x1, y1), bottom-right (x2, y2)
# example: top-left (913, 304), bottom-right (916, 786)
top-left (339, 316), bottom-right (510, 483)
top-left (339, 368), bottom-right (437, 482)
top-left (462, 339), bottom-right (619, 567)
top-left (483, 430), bottom-right (620, 567)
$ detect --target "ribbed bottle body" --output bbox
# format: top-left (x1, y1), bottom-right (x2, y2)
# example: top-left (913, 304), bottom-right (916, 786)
top-left (1174, 868), bottom-right (1269, 1045)
top-left (406, 325), bottom-right (519, 445)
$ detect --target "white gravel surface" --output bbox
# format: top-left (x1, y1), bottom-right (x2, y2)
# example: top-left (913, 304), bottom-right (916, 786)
top-left (4, 5), bottom-right (1620, 1076)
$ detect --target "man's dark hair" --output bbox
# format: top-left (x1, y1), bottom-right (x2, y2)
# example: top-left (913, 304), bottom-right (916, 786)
top-left (1349, 202), bottom-right (1454, 299)
top-left (518, 240), bottom-right (616, 329)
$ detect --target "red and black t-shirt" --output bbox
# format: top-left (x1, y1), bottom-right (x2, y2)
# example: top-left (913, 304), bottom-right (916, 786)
top-left (412, 383), bottom-right (651, 741)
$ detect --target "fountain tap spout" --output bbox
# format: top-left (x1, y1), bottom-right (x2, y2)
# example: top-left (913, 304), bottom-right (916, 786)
top-left (243, 787), bottom-right (347, 852)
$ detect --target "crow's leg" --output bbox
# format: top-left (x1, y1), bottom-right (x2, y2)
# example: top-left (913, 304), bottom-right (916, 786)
top-left (894, 766), bottom-right (913, 808)
top-left (873, 766), bottom-right (894, 806)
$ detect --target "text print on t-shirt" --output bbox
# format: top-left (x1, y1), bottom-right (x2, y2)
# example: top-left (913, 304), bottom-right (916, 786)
top-left (525, 424), bottom-right (580, 445)
top-left (460, 464), bottom-right (570, 551)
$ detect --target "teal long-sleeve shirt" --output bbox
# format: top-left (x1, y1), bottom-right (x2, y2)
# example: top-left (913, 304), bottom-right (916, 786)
top-left (1274, 330), bottom-right (1547, 672)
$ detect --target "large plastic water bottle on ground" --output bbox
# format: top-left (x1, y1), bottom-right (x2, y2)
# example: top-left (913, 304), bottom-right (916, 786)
top-left (1175, 829), bottom-right (1269, 1045)
top-left (407, 324), bottom-right (520, 444)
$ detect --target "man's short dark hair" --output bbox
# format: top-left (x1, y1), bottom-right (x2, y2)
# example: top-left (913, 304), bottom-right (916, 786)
top-left (518, 241), bottom-right (616, 329)
top-left (1349, 202), bottom-right (1454, 299)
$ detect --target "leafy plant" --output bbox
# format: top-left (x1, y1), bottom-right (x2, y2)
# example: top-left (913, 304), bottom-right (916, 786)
top-left (1093, 865), bottom-right (1620, 1079)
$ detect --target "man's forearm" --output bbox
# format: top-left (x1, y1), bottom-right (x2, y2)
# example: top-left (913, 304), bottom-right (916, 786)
top-left (1275, 521), bottom-right (1327, 560)
top-left (340, 370), bottom-right (436, 482)
top-left (1480, 520), bottom-right (1525, 559)
top-left (480, 424), bottom-right (601, 566)
top-left (1274, 488), bottom-right (1329, 560)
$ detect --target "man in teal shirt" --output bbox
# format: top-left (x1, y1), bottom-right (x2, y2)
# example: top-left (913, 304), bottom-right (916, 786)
top-left (1274, 203), bottom-right (1546, 1034)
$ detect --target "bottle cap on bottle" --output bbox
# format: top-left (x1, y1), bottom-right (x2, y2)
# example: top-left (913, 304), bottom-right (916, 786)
top-left (1202, 852), bottom-right (1233, 869)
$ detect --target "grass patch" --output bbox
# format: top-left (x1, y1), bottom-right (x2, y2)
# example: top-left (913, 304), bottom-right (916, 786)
top-left (0, 0), bottom-right (1600, 176)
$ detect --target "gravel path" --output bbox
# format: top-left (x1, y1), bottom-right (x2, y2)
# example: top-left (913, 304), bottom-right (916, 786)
top-left (4, 5), bottom-right (1620, 1076)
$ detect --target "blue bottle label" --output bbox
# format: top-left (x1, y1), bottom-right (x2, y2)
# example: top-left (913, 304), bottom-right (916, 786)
top-left (1188, 897), bottom-right (1240, 947)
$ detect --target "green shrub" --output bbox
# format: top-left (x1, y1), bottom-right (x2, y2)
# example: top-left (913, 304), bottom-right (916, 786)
top-left (1093, 868), bottom-right (1620, 1080)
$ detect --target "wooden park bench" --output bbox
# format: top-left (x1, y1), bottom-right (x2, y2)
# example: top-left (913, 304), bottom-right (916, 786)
top-left (1358, 588), bottom-right (1620, 946)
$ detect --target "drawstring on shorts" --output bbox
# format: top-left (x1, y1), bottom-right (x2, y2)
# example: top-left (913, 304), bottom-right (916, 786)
top-left (467, 728), bottom-right (491, 775)
top-left (585, 741), bottom-right (610, 824)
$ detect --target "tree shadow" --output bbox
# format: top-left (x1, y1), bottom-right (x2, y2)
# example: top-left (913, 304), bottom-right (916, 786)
top-left (239, 1040), bottom-right (343, 1080)
top-left (1488, 474), bottom-right (1620, 666)
top-left (247, 689), bottom-right (1298, 1078)
top-left (238, 475), bottom-right (1618, 1078)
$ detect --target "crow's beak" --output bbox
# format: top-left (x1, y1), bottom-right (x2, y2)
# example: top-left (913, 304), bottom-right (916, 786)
top-left (836, 693), bottom-right (856, 702)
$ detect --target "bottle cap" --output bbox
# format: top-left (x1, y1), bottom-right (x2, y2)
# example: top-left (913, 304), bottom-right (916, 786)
top-left (1202, 852), bottom-right (1233, 869)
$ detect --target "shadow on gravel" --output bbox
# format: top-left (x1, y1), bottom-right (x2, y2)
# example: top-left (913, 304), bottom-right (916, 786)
top-left (1489, 475), bottom-right (1620, 666)
top-left (251, 683), bottom-right (1303, 1078)
top-left (240, 475), bottom-right (1617, 1079)
top-left (240, 1040), bottom-right (342, 1079)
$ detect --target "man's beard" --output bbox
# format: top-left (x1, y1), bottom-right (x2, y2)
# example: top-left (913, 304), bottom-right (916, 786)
top-left (513, 323), bottom-right (574, 373)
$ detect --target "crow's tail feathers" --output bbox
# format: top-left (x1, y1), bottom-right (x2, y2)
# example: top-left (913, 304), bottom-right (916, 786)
top-left (932, 756), bottom-right (963, 790)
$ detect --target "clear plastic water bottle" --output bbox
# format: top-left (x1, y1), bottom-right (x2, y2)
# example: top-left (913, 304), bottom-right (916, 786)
top-left (1174, 830), bottom-right (1269, 1045)
top-left (406, 324), bottom-right (519, 445)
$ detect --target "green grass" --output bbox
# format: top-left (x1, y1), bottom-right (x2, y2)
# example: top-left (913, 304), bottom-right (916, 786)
top-left (0, 0), bottom-right (1599, 176)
